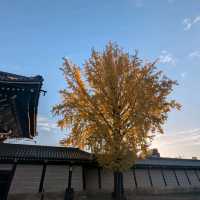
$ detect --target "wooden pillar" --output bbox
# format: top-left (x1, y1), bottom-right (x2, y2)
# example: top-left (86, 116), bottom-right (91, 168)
top-left (98, 167), bottom-right (102, 189)
top-left (68, 165), bottom-right (73, 190)
top-left (7, 161), bottom-right (17, 194)
top-left (82, 166), bottom-right (86, 190)
top-left (39, 163), bottom-right (47, 193)
top-left (132, 168), bottom-right (138, 189)
top-left (64, 165), bottom-right (74, 200)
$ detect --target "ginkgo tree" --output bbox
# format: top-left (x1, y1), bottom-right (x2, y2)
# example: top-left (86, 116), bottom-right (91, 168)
top-left (52, 42), bottom-right (180, 200)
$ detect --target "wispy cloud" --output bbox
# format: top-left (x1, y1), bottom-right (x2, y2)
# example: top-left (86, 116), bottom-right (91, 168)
top-left (37, 116), bottom-right (59, 132)
top-left (35, 115), bottom-right (66, 146)
top-left (156, 128), bottom-right (200, 147)
top-left (183, 16), bottom-right (200, 31)
top-left (159, 50), bottom-right (176, 65)
top-left (4, 116), bottom-right (63, 146)
top-left (180, 72), bottom-right (186, 78)
top-left (189, 50), bottom-right (200, 59)
top-left (152, 128), bottom-right (200, 158)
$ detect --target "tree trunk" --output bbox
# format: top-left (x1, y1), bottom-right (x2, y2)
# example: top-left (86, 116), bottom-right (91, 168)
top-left (113, 171), bottom-right (126, 200)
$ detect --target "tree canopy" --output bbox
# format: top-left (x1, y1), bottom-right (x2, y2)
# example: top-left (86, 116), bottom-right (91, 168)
top-left (52, 42), bottom-right (180, 172)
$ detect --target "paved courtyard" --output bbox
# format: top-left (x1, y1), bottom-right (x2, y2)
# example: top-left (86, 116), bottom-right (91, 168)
top-left (8, 192), bottom-right (200, 200)
top-left (84, 193), bottom-right (200, 200)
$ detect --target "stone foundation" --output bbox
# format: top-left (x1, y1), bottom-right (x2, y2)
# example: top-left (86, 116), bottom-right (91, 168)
top-left (7, 189), bottom-right (200, 200)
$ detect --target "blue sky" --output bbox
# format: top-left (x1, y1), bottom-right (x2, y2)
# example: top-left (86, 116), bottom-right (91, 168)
top-left (1, 0), bottom-right (200, 158)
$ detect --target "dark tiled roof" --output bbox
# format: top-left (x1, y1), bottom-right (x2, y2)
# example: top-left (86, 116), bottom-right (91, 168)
top-left (136, 157), bottom-right (200, 167)
top-left (0, 144), bottom-right (200, 168)
top-left (0, 71), bottom-right (43, 83)
top-left (0, 143), bottom-right (92, 162)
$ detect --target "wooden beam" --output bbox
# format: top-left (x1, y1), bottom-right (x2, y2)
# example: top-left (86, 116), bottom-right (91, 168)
top-left (195, 169), bottom-right (200, 182)
top-left (147, 167), bottom-right (153, 187)
top-left (10, 98), bottom-right (22, 137)
top-left (184, 169), bottom-right (191, 185)
top-left (82, 166), bottom-right (86, 190)
top-left (173, 169), bottom-right (180, 186)
top-left (161, 168), bottom-right (167, 186)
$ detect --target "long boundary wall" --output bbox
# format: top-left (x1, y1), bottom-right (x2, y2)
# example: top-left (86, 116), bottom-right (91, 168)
top-left (1, 158), bottom-right (200, 196)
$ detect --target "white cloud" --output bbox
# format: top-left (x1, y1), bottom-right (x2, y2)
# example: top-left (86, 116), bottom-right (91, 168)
top-left (37, 116), bottom-right (58, 132)
top-left (159, 50), bottom-right (176, 65)
top-left (34, 115), bottom-right (66, 146)
top-left (189, 50), bottom-right (200, 59)
top-left (4, 116), bottom-right (64, 146)
top-left (183, 16), bottom-right (200, 31)
top-left (152, 128), bottom-right (200, 158)
top-left (4, 138), bottom-right (37, 145)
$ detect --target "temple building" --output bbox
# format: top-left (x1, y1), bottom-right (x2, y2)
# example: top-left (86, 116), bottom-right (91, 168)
top-left (0, 71), bottom-right (43, 142)
top-left (0, 71), bottom-right (200, 200)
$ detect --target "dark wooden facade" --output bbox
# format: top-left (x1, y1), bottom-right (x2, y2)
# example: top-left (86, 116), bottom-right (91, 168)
top-left (0, 71), bottom-right (43, 141)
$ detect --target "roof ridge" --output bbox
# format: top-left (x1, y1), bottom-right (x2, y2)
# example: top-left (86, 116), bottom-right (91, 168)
top-left (0, 143), bottom-right (92, 162)
top-left (0, 71), bottom-right (43, 82)
top-left (1, 143), bottom-right (87, 152)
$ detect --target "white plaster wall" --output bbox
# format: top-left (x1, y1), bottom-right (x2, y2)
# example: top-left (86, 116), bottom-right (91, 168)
top-left (175, 170), bottom-right (190, 187)
top-left (44, 165), bottom-right (68, 192)
top-left (136, 158), bottom-right (200, 167)
top-left (9, 165), bottom-right (43, 194)
top-left (85, 168), bottom-right (99, 190)
top-left (163, 169), bottom-right (178, 188)
top-left (101, 169), bottom-right (113, 191)
top-left (0, 164), bottom-right (13, 170)
top-left (196, 170), bottom-right (200, 181)
top-left (150, 169), bottom-right (165, 188)
top-left (71, 166), bottom-right (83, 191)
top-left (135, 169), bottom-right (151, 188)
top-left (186, 170), bottom-right (200, 187)
top-left (123, 170), bottom-right (135, 191)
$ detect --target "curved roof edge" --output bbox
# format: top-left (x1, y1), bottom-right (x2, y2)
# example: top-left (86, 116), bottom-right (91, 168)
top-left (0, 71), bottom-right (43, 83)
